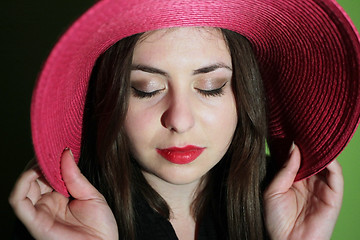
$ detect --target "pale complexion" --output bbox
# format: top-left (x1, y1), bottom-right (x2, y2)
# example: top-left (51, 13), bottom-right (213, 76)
top-left (9, 27), bottom-right (344, 240)
top-left (124, 27), bottom-right (238, 239)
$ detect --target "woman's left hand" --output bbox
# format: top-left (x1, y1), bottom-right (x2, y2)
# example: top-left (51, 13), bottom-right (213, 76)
top-left (264, 144), bottom-right (344, 240)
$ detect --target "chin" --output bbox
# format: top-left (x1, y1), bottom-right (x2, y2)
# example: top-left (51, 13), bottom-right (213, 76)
top-left (160, 175), bottom-right (202, 185)
top-left (154, 167), bottom-right (206, 185)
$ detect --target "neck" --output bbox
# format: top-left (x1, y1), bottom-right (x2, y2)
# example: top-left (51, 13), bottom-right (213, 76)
top-left (143, 172), bottom-right (204, 240)
top-left (142, 171), bottom-right (202, 218)
top-left (144, 172), bottom-right (205, 240)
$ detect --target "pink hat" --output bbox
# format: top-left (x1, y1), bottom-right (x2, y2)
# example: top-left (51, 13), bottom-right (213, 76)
top-left (31, 0), bottom-right (360, 196)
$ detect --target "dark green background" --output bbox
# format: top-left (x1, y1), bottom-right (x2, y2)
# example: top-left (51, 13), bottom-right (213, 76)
top-left (1, 1), bottom-right (359, 239)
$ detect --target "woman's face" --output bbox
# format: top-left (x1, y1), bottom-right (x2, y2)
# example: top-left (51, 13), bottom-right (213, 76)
top-left (124, 27), bottom-right (237, 185)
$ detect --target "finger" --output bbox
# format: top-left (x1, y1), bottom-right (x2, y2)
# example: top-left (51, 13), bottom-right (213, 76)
top-left (9, 169), bottom-right (40, 226)
top-left (325, 160), bottom-right (344, 195)
top-left (21, 167), bottom-right (53, 204)
top-left (61, 149), bottom-right (104, 201)
top-left (9, 169), bottom-right (40, 205)
top-left (23, 168), bottom-right (53, 204)
top-left (34, 174), bottom-right (54, 195)
top-left (265, 144), bottom-right (301, 197)
top-left (27, 180), bottom-right (41, 204)
top-left (24, 157), bottom-right (39, 171)
top-left (27, 177), bottom-right (54, 204)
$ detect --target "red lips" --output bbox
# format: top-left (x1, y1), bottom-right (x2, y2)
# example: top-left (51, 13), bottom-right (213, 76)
top-left (156, 145), bottom-right (205, 164)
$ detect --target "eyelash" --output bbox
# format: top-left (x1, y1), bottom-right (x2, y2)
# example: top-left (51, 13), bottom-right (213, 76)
top-left (131, 81), bottom-right (228, 99)
top-left (196, 82), bottom-right (228, 97)
top-left (131, 87), bottom-right (163, 98)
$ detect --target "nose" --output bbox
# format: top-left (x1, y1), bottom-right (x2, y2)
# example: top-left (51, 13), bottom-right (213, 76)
top-left (161, 93), bottom-right (195, 133)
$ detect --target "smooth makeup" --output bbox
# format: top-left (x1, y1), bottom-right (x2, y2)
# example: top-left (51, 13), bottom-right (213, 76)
top-left (156, 145), bottom-right (206, 164)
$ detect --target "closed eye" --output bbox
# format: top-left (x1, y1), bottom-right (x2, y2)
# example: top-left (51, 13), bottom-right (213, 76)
top-left (131, 87), bottom-right (164, 98)
top-left (196, 81), bottom-right (228, 97)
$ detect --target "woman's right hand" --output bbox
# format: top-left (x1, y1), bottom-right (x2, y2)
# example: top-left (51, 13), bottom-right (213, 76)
top-left (9, 150), bottom-right (118, 240)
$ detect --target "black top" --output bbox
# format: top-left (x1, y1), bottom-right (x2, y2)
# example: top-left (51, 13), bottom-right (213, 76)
top-left (13, 197), bottom-right (220, 240)
top-left (134, 195), bottom-right (220, 240)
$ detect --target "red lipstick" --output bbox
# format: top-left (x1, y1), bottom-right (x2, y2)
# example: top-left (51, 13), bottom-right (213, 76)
top-left (156, 145), bottom-right (205, 164)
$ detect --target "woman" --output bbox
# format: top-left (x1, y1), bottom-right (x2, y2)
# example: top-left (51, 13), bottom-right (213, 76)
top-left (9, 0), bottom-right (359, 239)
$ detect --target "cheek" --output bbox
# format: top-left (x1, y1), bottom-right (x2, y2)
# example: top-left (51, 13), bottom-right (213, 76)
top-left (201, 95), bottom-right (237, 134)
top-left (201, 96), bottom-right (238, 156)
top-left (124, 105), bottom-right (157, 145)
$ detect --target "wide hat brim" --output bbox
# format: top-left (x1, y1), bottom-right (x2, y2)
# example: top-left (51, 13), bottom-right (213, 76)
top-left (31, 0), bottom-right (360, 196)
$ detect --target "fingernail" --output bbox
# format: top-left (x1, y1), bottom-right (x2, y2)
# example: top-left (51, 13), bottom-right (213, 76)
top-left (289, 141), bottom-right (295, 155)
top-left (69, 149), bottom-right (74, 159)
top-left (63, 147), bottom-right (74, 159)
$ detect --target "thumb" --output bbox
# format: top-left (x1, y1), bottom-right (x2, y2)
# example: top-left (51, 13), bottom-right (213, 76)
top-left (265, 143), bottom-right (301, 197)
top-left (61, 149), bottom-right (103, 200)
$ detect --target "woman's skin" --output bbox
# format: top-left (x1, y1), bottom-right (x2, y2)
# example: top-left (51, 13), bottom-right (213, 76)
top-left (9, 150), bottom-right (118, 240)
top-left (9, 27), bottom-right (343, 240)
top-left (125, 28), bottom-right (237, 239)
top-left (264, 145), bottom-right (343, 240)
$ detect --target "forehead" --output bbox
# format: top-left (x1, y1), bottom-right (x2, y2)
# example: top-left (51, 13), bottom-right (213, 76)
top-left (132, 27), bottom-right (231, 66)
top-left (140, 27), bottom-right (224, 42)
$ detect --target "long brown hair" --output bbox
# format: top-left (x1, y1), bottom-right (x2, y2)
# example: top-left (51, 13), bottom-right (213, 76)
top-left (79, 28), bottom-right (268, 240)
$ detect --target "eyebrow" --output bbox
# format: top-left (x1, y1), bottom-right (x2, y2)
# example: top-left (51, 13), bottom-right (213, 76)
top-left (192, 63), bottom-right (232, 75)
top-left (131, 63), bottom-right (232, 77)
top-left (131, 64), bottom-right (169, 77)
